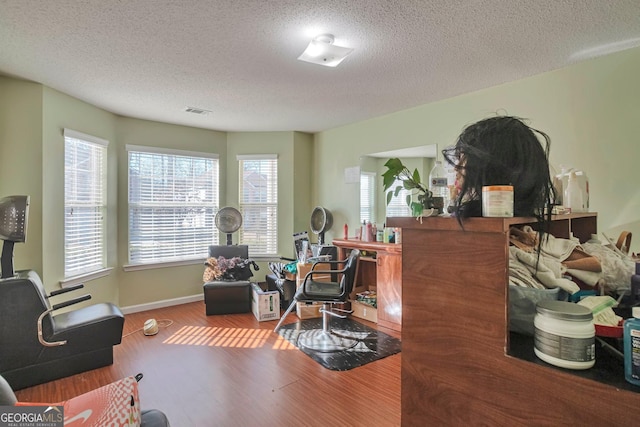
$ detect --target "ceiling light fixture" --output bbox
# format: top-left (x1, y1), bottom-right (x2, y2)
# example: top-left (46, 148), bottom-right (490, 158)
top-left (297, 34), bottom-right (353, 67)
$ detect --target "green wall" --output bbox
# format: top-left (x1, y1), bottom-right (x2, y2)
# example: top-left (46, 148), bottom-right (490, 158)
top-left (0, 79), bottom-right (43, 276)
top-left (226, 131), bottom-right (313, 261)
top-left (0, 79), bottom-right (312, 308)
top-left (115, 117), bottom-right (228, 307)
top-left (41, 87), bottom-right (119, 303)
top-left (314, 46), bottom-right (640, 250)
top-left (1, 45), bottom-right (639, 309)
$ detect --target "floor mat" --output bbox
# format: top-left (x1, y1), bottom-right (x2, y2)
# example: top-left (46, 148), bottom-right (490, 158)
top-left (276, 317), bottom-right (401, 371)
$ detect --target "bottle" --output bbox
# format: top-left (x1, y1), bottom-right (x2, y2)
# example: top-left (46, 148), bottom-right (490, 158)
top-left (631, 263), bottom-right (640, 305)
top-left (564, 170), bottom-right (585, 212)
top-left (429, 160), bottom-right (449, 214)
top-left (394, 227), bottom-right (402, 244)
top-left (623, 306), bottom-right (640, 386)
top-left (343, 223), bottom-right (348, 240)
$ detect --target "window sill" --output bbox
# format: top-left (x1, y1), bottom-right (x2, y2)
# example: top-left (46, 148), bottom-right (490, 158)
top-left (60, 267), bottom-right (114, 288)
top-left (123, 258), bottom-right (203, 272)
top-left (251, 254), bottom-right (289, 262)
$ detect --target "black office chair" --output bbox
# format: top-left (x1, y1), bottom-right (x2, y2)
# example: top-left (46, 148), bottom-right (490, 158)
top-left (274, 249), bottom-right (360, 352)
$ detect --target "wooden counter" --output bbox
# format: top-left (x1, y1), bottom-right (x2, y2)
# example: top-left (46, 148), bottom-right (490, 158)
top-left (387, 213), bottom-right (640, 426)
top-left (332, 239), bottom-right (402, 332)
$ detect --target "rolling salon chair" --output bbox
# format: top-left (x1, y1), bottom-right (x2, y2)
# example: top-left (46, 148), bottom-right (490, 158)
top-left (203, 244), bottom-right (257, 315)
top-left (274, 249), bottom-right (360, 352)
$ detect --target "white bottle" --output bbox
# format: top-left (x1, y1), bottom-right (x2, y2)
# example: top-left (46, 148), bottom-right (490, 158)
top-left (555, 166), bottom-right (589, 210)
top-left (564, 171), bottom-right (585, 212)
top-left (429, 160), bottom-right (449, 213)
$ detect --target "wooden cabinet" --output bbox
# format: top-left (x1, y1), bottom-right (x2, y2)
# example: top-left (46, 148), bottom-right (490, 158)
top-left (387, 213), bottom-right (639, 426)
top-left (332, 239), bottom-right (402, 332)
top-left (376, 251), bottom-right (402, 330)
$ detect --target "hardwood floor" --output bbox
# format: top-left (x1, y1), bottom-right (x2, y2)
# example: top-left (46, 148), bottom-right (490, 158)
top-left (14, 301), bottom-right (401, 426)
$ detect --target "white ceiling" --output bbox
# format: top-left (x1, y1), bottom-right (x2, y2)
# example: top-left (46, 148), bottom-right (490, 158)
top-left (1, 1), bottom-right (639, 133)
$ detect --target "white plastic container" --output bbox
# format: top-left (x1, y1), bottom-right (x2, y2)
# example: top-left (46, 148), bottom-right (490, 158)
top-left (564, 170), bottom-right (586, 213)
top-left (534, 300), bottom-right (595, 370)
top-left (553, 166), bottom-right (589, 210)
top-left (481, 185), bottom-right (513, 217)
top-left (429, 161), bottom-right (449, 212)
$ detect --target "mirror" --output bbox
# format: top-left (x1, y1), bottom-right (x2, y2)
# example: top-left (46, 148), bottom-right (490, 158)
top-left (359, 144), bottom-right (438, 223)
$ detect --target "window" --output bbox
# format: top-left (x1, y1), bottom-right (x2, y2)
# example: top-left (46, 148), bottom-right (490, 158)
top-left (360, 172), bottom-right (376, 224)
top-left (64, 129), bottom-right (108, 278)
top-left (127, 145), bottom-right (219, 265)
top-left (238, 155), bottom-right (277, 256)
top-left (385, 179), bottom-right (412, 217)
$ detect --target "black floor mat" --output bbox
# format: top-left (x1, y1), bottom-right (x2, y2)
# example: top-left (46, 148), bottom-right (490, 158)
top-left (276, 317), bottom-right (401, 371)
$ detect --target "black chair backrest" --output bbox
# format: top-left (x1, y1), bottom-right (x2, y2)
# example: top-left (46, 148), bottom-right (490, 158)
top-left (208, 245), bottom-right (249, 259)
top-left (341, 249), bottom-right (360, 295)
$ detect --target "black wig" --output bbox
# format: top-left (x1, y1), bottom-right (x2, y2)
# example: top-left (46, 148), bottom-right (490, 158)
top-left (443, 115), bottom-right (556, 226)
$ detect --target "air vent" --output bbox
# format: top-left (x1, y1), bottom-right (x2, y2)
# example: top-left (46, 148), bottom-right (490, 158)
top-left (184, 107), bottom-right (211, 115)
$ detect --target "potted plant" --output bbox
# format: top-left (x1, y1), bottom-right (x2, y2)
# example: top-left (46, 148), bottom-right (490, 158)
top-left (382, 158), bottom-right (441, 216)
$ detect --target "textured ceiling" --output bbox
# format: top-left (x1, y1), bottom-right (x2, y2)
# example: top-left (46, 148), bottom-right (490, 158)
top-left (1, 0), bottom-right (639, 133)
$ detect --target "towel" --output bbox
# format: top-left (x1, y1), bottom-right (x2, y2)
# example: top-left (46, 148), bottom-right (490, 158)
top-left (510, 246), bottom-right (580, 294)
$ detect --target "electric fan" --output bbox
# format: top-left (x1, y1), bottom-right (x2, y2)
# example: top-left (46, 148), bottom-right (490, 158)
top-left (215, 207), bottom-right (243, 245)
top-left (310, 206), bottom-right (333, 245)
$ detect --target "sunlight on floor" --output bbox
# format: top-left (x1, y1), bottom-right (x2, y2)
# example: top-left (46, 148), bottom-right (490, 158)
top-left (162, 325), bottom-right (296, 349)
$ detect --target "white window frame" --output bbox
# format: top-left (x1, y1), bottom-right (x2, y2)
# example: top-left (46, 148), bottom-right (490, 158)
top-left (238, 154), bottom-right (278, 257)
top-left (360, 172), bottom-right (376, 224)
top-left (126, 145), bottom-right (219, 269)
top-left (63, 129), bottom-right (109, 283)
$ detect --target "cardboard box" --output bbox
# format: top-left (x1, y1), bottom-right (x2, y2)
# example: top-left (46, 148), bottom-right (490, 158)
top-left (351, 300), bottom-right (377, 323)
top-left (296, 262), bottom-right (332, 288)
top-left (251, 283), bottom-right (280, 322)
top-left (296, 302), bottom-right (323, 319)
top-left (296, 301), bottom-right (352, 320)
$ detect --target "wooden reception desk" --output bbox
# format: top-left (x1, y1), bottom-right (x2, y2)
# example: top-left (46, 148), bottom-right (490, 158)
top-left (332, 239), bottom-right (402, 332)
top-left (387, 213), bottom-right (639, 426)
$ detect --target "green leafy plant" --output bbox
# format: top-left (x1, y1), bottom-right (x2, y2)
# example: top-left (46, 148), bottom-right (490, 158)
top-left (382, 158), bottom-right (435, 215)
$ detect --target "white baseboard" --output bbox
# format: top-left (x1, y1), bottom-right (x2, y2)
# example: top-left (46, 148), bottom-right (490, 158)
top-left (120, 293), bottom-right (203, 314)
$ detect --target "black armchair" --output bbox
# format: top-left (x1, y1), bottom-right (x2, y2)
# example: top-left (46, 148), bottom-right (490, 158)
top-left (203, 245), bottom-right (258, 315)
top-left (274, 249), bottom-right (360, 352)
top-left (0, 270), bottom-right (124, 390)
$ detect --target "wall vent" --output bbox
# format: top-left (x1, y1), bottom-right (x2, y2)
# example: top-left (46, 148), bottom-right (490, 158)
top-left (184, 106), bottom-right (211, 115)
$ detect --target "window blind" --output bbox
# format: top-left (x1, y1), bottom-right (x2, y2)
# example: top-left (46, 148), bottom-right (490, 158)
top-left (360, 172), bottom-right (376, 224)
top-left (64, 129), bottom-right (108, 278)
top-left (385, 178), bottom-right (412, 217)
top-left (238, 155), bottom-right (278, 256)
top-left (127, 146), bottom-right (219, 264)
